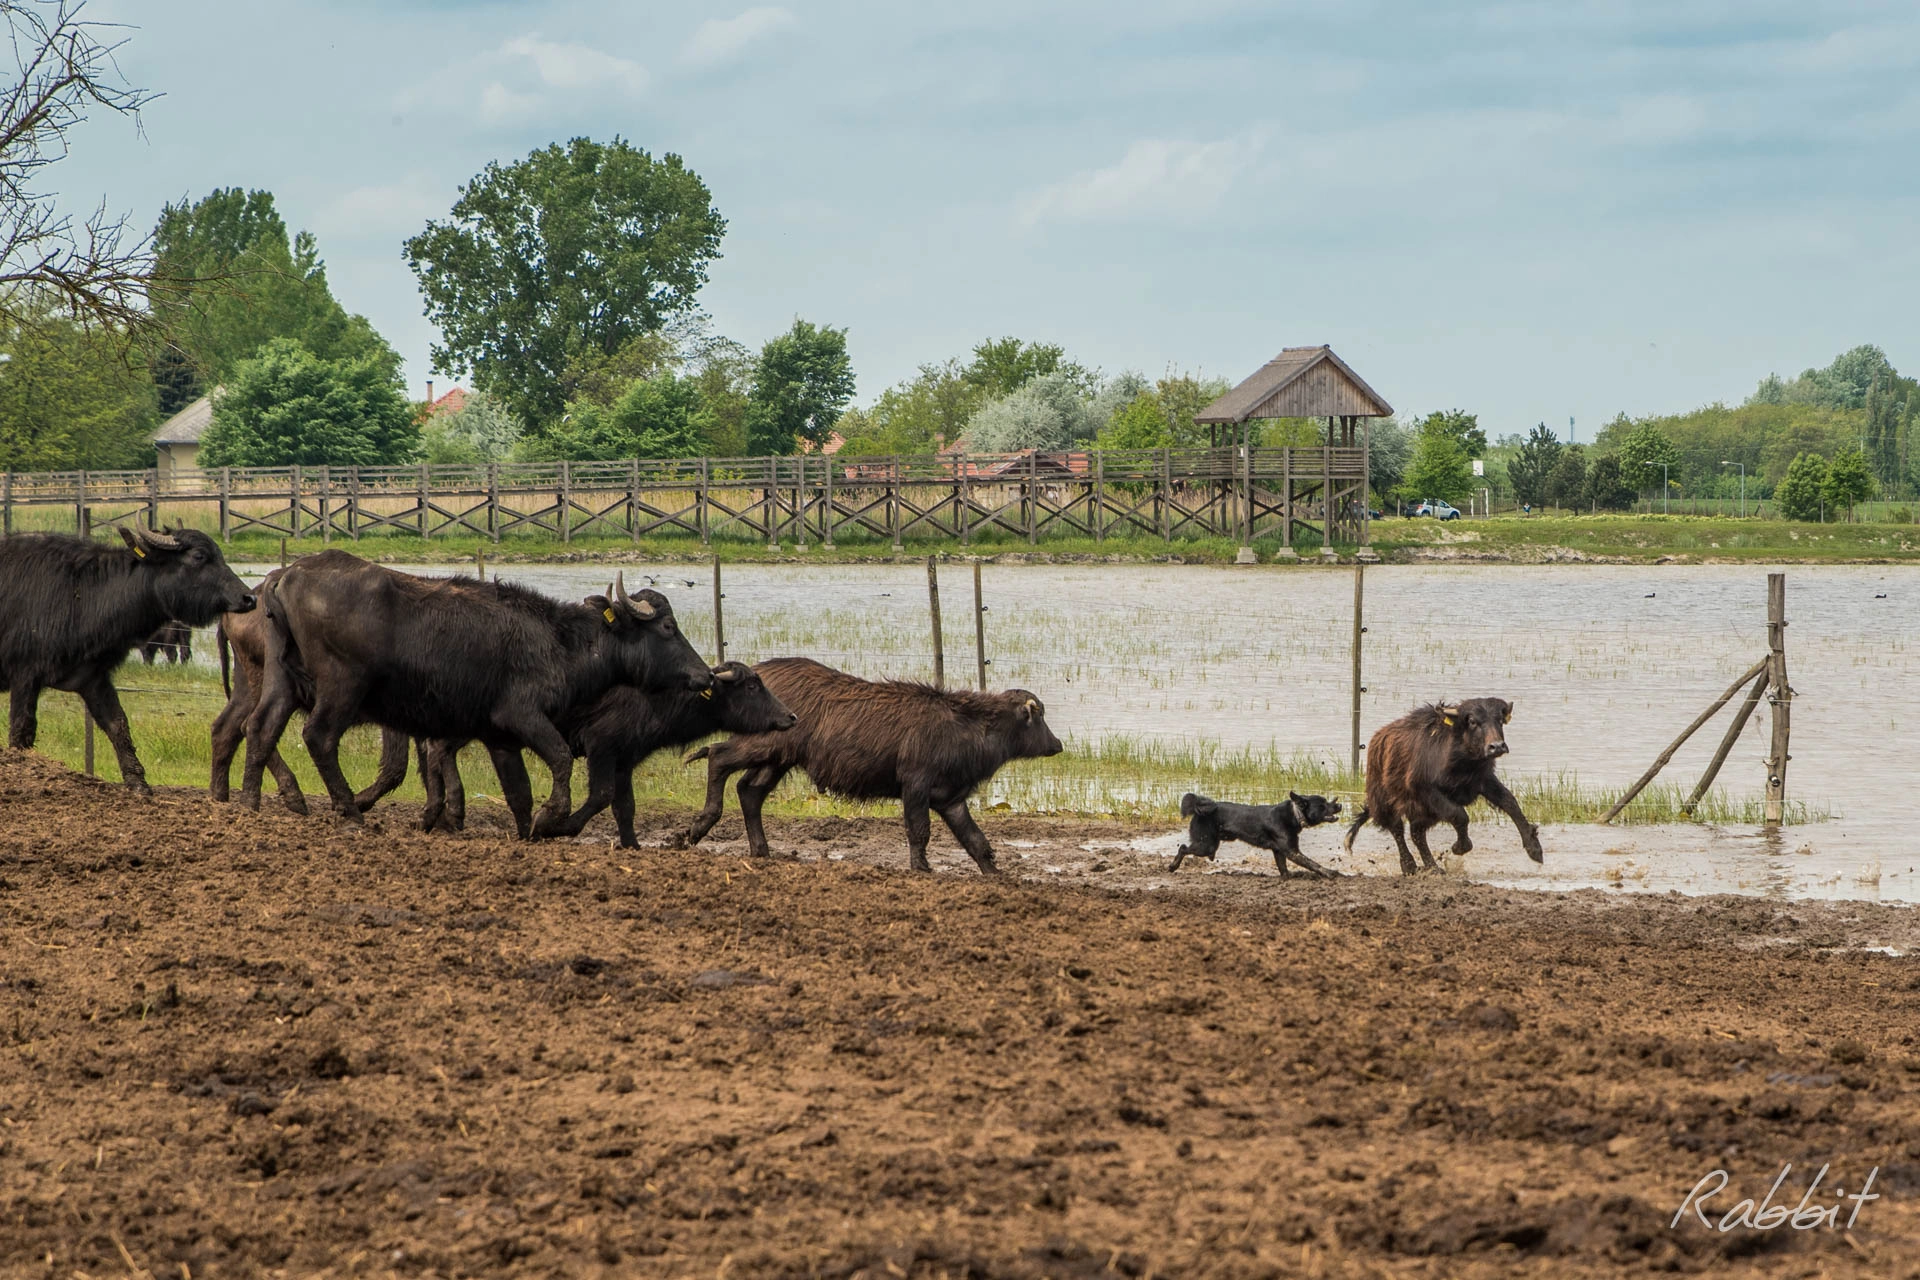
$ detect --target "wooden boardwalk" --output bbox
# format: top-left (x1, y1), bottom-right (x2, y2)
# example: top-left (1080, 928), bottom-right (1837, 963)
top-left (0, 446), bottom-right (1371, 549)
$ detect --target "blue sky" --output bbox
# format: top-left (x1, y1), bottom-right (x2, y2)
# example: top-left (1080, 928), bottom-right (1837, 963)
top-left (69, 1), bottom-right (1920, 437)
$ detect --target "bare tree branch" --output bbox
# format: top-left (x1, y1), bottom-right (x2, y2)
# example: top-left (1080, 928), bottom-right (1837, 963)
top-left (0, 1), bottom-right (158, 338)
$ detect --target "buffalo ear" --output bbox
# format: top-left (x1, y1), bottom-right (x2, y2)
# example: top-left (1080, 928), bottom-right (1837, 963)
top-left (1502, 703), bottom-right (1513, 724)
top-left (586, 594), bottom-right (616, 626)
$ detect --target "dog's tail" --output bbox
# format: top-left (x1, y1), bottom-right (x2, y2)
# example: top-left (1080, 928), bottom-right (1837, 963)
top-left (1180, 792), bottom-right (1213, 819)
top-left (683, 745), bottom-right (711, 766)
top-left (1342, 807), bottom-right (1369, 854)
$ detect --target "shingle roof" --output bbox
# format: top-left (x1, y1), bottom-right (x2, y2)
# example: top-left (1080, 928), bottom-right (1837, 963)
top-left (153, 395), bottom-right (213, 445)
top-left (1194, 345), bottom-right (1393, 424)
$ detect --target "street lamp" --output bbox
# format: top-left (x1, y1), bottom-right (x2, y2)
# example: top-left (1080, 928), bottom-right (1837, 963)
top-left (1721, 460), bottom-right (1745, 518)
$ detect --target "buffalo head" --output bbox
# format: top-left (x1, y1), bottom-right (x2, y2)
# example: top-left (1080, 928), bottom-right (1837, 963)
top-left (1002, 690), bottom-right (1063, 760)
top-left (710, 661), bottom-right (799, 733)
top-left (587, 572), bottom-right (712, 693)
top-left (118, 525), bottom-right (255, 623)
top-left (1437, 697), bottom-right (1515, 760)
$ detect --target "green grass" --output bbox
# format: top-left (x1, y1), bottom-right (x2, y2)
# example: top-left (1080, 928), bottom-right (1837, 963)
top-left (1372, 512), bottom-right (1920, 562)
top-left (11, 664), bottom-right (1823, 827)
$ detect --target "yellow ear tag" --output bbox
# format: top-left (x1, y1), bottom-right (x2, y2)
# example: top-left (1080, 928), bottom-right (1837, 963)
top-left (603, 607), bottom-right (616, 623)
top-left (1441, 714), bottom-right (1455, 727)
top-left (133, 546), bottom-right (146, 559)
top-left (699, 687), bottom-right (713, 701)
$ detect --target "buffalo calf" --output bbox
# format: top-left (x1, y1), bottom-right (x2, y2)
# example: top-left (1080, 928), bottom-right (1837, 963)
top-left (1344, 698), bottom-right (1544, 875)
top-left (679, 657), bottom-right (1063, 873)
top-left (1170, 791), bottom-right (1344, 877)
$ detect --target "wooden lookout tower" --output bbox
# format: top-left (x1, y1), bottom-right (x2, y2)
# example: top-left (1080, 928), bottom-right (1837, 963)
top-left (1194, 345), bottom-right (1392, 560)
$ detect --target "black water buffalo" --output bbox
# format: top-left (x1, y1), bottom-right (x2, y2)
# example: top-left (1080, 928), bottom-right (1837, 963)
top-left (1344, 697), bottom-right (1544, 875)
top-left (210, 586), bottom-right (412, 816)
top-left (679, 657), bottom-right (1063, 873)
top-left (0, 527), bottom-right (255, 792)
top-left (239, 552), bottom-right (711, 835)
top-left (414, 659), bottom-right (798, 843)
top-left (139, 620), bottom-right (193, 665)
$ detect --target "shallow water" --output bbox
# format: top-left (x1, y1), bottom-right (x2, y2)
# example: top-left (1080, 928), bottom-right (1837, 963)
top-left (237, 560), bottom-right (1918, 903)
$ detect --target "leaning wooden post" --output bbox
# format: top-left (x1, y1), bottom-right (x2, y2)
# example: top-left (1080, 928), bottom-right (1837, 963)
top-left (1350, 562), bottom-right (1365, 774)
top-left (927, 556), bottom-right (944, 690)
top-left (712, 554), bottom-right (726, 664)
top-left (1683, 666), bottom-right (1769, 816)
top-left (1598, 656), bottom-right (1769, 823)
top-left (1764, 572), bottom-right (1791, 825)
top-left (973, 560), bottom-right (988, 691)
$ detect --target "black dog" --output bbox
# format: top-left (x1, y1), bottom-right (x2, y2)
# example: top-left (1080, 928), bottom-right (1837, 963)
top-left (1170, 791), bottom-right (1345, 878)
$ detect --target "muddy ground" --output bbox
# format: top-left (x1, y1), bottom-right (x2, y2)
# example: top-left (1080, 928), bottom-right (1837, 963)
top-left (4, 751), bottom-right (1920, 1279)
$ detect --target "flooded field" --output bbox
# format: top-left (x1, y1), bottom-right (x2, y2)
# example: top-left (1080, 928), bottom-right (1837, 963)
top-left (237, 560), bottom-right (1918, 903)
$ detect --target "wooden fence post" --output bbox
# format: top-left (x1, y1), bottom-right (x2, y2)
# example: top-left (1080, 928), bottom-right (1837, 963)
top-left (3, 470), bottom-right (13, 537)
top-left (319, 465), bottom-right (331, 545)
top-left (146, 468), bottom-right (159, 529)
top-left (219, 467), bottom-right (231, 542)
top-left (1160, 448), bottom-right (1172, 542)
top-left (1764, 572), bottom-right (1791, 825)
top-left (487, 462), bottom-right (499, 543)
top-left (628, 459), bottom-right (641, 544)
top-left (1350, 562), bottom-right (1365, 774)
top-left (699, 457), bottom-right (711, 546)
top-left (1599, 657), bottom-right (1769, 824)
top-left (712, 554), bottom-right (725, 664)
top-left (76, 469), bottom-right (87, 534)
top-left (889, 459), bottom-right (902, 552)
top-left (291, 464), bottom-right (302, 540)
top-left (1028, 449), bottom-right (1039, 544)
top-left (347, 467), bottom-right (360, 541)
top-left (1683, 666), bottom-right (1769, 815)
top-left (418, 463), bottom-right (430, 539)
top-left (927, 556), bottom-right (944, 690)
top-left (823, 453), bottom-right (835, 549)
top-left (973, 560), bottom-right (987, 691)
top-left (1092, 451), bottom-right (1104, 544)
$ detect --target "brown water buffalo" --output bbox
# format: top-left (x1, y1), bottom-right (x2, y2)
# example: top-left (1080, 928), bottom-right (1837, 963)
top-left (1344, 697), bottom-right (1544, 875)
top-left (239, 553), bottom-right (710, 835)
top-left (139, 620), bottom-right (193, 664)
top-left (678, 657), bottom-right (1063, 873)
top-left (0, 527), bottom-right (254, 793)
top-left (210, 588), bottom-right (411, 816)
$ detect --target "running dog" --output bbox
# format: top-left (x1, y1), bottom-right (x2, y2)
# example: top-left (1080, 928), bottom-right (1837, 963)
top-left (1170, 791), bottom-right (1345, 877)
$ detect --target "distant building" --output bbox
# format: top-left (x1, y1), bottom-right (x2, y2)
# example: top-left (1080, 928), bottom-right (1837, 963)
top-left (423, 385), bottom-right (468, 418)
top-left (153, 394), bottom-right (212, 487)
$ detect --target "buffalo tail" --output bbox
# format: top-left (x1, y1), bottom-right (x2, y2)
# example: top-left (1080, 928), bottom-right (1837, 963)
top-left (217, 623), bottom-right (231, 699)
top-left (683, 745), bottom-right (711, 765)
top-left (1342, 807), bottom-right (1370, 853)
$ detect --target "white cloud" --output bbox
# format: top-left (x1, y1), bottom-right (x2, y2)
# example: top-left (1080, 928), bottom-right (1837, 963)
top-left (501, 34), bottom-right (647, 92)
top-left (680, 8), bottom-right (798, 70)
top-left (1020, 135), bottom-right (1263, 225)
top-left (478, 80), bottom-right (543, 125)
top-left (314, 175), bottom-right (447, 240)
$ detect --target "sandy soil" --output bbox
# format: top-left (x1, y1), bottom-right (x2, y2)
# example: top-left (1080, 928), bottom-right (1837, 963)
top-left (4, 750), bottom-right (1920, 1279)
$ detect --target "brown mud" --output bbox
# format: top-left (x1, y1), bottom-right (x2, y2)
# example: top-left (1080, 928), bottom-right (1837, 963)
top-left (4, 750), bottom-right (1919, 1278)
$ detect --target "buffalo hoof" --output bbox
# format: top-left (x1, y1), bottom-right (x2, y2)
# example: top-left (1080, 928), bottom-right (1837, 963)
top-left (125, 779), bottom-right (153, 797)
top-left (279, 791), bottom-right (309, 817)
top-left (1450, 838), bottom-right (1473, 855)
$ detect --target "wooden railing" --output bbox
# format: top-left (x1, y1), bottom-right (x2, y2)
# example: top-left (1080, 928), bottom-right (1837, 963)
top-left (0, 446), bottom-right (1372, 548)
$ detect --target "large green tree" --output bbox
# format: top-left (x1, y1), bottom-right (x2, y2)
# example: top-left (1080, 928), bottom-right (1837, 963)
top-left (964, 338), bottom-right (1082, 399)
top-left (153, 188), bottom-right (393, 385)
top-left (0, 295), bottom-right (157, 470)
top-left (1411, 408), bottom-right (1487, 457)
top-left (1545, 445), bottom-right (1588, 509)
top-left (1821, 445), bottom-right (1873, 518)
top-left (1505, 423), bottom-right (1563, 508)
top-left (199, 338), bottom-right (417, 468)
top-left (1615, 422), bottom-right (1680, 496)
top-left (406, 138), bottom-right (726, 429)
top-left (1402, 414), bottom-right (1474, 502)
top-left (1775, 452), bottom-right (1828, 521)
top-left (520, 371), bottom-right (705, 462)
top-left (746, 319), bottom-right (854, 455)
top-left (1582, 455), bottom-right (1635, 511)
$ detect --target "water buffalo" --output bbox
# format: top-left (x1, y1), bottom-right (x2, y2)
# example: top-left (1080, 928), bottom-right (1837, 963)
top-left (418, 660), bottom-right (799, 845)
top-left (1343, 698), bottom-right (1544, 875)
top-left (239, 553), bottom-right (711, 836)
top-left (678, 657), bottom-right (1064, 873)
top-left (210, 587), bottom-right (412, 816)
top-left (139, 620), bottom-right (193, 665)
top-left (0, 527), bottom-right (255, 792)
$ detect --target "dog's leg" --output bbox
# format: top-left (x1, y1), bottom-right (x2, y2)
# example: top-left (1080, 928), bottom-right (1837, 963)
top-left (1172, 821), bottom-right (1219, 872)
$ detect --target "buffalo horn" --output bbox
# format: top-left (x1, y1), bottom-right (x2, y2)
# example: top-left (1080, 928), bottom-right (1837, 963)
top-left (715, 666), bottom-right (741, 683)
top-left (613, 571), bottom-right (657, 619)
top-left (138, 526), bottom-right (181, 551)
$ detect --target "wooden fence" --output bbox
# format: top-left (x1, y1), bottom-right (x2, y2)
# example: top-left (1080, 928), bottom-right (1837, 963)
top-left (0, 447), bottom-right (1373, 549)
